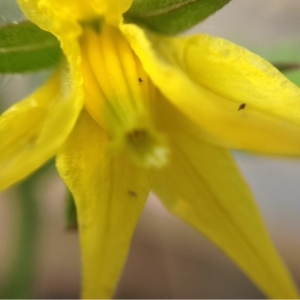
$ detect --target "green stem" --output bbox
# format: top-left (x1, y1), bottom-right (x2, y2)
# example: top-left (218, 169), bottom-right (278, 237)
top-left (1, 179), bottom-right (38, 298)
top-left (0, 163), bottom-right (52, 298)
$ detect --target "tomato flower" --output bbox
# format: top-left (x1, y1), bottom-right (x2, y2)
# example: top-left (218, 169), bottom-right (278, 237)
top-left (1, 0), bottom-right (300, 298)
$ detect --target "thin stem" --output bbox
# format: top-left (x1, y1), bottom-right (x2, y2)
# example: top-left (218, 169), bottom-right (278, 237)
top-left (0, 162), bottom-right (53, 298)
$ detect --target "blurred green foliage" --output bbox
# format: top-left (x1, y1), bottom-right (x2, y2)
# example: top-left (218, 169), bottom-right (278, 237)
top-left (0, 22), bottom-right (61, 73)
top-left (124, 0), bottom-right (231, 35)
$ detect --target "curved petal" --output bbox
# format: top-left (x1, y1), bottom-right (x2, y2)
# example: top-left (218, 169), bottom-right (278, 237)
top-left (152, 96), bottom-right (299, 299)
top-left (0, 69), bottom-right (82, 191)
top-left (122, 24), bottom-right (300, 156)
top-left (17, 0), bottom-right (132, 33)
top-left (56, 110), bottom-right (151, 299)
top-left (17, 1), bottom-right (133, 123)
top-left (17, 1), bottom-right (86, 111)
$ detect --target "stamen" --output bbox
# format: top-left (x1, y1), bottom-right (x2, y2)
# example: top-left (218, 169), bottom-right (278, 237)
top-left (80, 22), bottom-right (169, 168)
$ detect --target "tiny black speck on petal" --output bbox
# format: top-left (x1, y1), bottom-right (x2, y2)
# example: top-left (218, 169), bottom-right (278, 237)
top-left (128, 190), bottom-right (137, 197)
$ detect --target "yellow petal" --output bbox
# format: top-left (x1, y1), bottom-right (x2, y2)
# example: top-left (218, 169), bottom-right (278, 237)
top-left (56, 110), bottom-right (150, 299)
top-left (17, 0), bottom-right (132, 33)
top-left (17, 1), bottom-right (132, 137)
top-left (122, 24), bottom-right (300, 156)
top-left (152, 95), bottom-right (299, 299)
top-left (17, 1), bottom-right (86, 108)
top-left (0, 69), bottom-right (82, 191)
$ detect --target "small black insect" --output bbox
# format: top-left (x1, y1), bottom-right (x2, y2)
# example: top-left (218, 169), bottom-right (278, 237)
top-left (138, 77), bottom-right (143, 83)
top-left (238, 103), bottom-right (246, 111)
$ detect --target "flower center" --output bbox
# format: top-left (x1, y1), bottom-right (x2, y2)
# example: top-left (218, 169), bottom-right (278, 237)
top-left (80, 21), bottom-right (168, 168)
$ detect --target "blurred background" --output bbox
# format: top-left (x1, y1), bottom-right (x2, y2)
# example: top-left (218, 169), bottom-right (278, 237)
top-left (0, 0), bottom-right (300, 298)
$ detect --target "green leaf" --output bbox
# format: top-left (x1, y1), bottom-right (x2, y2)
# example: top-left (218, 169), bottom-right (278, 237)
top-left (0, 21), bottom-right (62, 73)
top-left (124, 0), bottom-right (231, 35)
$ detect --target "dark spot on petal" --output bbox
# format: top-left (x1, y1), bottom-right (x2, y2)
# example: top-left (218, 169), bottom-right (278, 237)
top-left (128, 190), bottom-right (137, 197)
top-left (138, 77), bottom-right (143, 83)
top-left (238, 103), bottom-right (246, 111)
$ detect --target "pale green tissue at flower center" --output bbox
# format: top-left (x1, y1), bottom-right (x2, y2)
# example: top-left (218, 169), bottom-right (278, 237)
top-left (80, 21), bottom-right (168, 168)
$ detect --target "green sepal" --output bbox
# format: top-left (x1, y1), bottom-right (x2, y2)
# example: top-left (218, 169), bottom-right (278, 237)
top-left (124, 0), bottom-right (231, 35)
top-left (0, 21), bottom-right (62, 73)
top-left (65, 190), bottom-right (78, 230)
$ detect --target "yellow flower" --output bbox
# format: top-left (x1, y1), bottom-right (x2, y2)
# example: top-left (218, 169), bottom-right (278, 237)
top-left (1, 0), bottom-right (300, 298)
